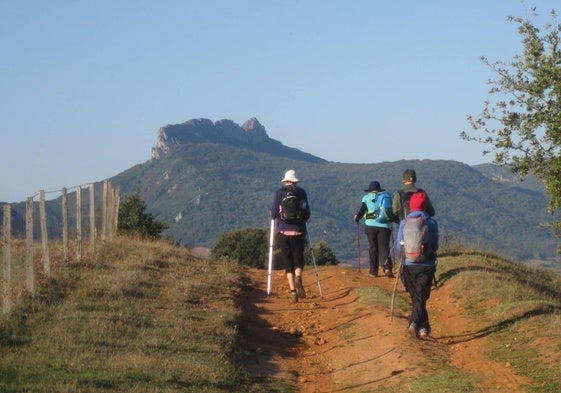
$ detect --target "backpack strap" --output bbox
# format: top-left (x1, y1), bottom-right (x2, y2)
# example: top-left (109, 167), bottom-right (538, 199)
top-left (397, 189), bottom-right (406, 222)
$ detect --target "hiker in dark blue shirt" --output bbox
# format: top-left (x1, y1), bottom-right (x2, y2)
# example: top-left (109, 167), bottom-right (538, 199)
top-left (396, 191), bottom-right (438, 339)
top-left (270, 170), bottom-right (310, 303)
top-left (392, 169), bottom-right (435, 223)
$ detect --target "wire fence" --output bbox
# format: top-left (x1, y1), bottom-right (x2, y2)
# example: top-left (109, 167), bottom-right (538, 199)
top-left (1, 180), bottom-right (120, 315)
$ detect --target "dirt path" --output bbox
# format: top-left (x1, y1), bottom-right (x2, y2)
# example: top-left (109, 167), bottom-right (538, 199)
top-left (238, 265), bottom-right (529, 392)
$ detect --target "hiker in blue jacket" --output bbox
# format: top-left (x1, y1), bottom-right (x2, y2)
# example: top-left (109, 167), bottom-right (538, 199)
top-left (354, 181), bottom-right (394, 278)
top-left (396, 191), bottom-right (438, 339)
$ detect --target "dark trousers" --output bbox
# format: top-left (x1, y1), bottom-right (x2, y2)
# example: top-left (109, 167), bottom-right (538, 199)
top-left (277, 233), bottom-right (306, 274)
top-left (401, 264), bottom-right (436, 331)
top-left (364, 225), bottom-right (392, 275)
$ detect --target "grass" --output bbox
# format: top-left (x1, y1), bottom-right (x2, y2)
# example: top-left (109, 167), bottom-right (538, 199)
top-left (355, 282), bottom-right (410, 319)
top-left (0, 237), bottom-right (279, 392)
top-left (399, 368), bottom-right (479, 393)
top-left (3, 238), bottom-right (561, 392)
top-left (436, 249), bottom-right (561, 392)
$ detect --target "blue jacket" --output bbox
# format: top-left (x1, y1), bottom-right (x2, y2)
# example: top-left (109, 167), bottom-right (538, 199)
top-left (396, 211), bottom-right (438, 266)
top-left (355, 192), bottom-right (392, 229)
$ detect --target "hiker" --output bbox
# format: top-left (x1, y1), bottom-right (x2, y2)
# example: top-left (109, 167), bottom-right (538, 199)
top-left (354, 181), bottom-right (394, 278)
top-left (392, 169), bottom-right (435, 223)
top-left (396, 191), bottom-right (438, 338)
top-left (270, 169), bottom-right (311, 303)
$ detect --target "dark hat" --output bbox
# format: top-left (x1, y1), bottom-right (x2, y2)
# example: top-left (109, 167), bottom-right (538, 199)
top-left (402, 169), bottom-right (417, 182)
top-left (409, 192), bottom-right (428, 212)
top-left (364, 181), bottom-right (384, 192)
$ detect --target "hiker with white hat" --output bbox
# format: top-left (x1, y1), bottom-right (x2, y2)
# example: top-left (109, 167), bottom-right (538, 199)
top-left (270, 169), bottom-right (311, 303)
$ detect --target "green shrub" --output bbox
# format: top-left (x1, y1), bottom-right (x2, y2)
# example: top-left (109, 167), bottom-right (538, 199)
top-left (118, 193), bottom-right (168, 239)
top-left (211, 228), bottom-right (268, 268)
top-left (305, 240), bottom-right (339, 266)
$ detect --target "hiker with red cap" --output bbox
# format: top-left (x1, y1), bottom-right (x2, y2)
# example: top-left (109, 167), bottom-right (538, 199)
top-left (396, 191), bottom-right (439, 339)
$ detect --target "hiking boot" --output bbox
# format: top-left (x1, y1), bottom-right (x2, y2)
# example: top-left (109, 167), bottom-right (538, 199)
top-left (290, 291), bottom-right (298, 303)
top-left (408, 323), bottom-right (418, 339)
top-left (368, 272), bottom-right (378, 277)
top-left (295, 276), bottom-right (306, 299)
top-left (384, 269), bottom-right (395, 278)
top-left (419, 328), bottom-right (431, 338)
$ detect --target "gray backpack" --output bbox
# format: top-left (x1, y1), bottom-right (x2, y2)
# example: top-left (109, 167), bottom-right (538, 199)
top-left (402, 215), bottom-right (429, 262)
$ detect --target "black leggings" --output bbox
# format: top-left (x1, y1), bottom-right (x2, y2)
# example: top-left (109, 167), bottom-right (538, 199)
top-left (277, 233), bottom-right (306, 274)
top-left (364, 225), bottom-right (392, 274)
top-left (401, 264), bottom-right (436, 330)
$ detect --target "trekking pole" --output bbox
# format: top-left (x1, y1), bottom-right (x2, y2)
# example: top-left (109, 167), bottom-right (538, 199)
top-left (433, 260), bottom-right (438, 289)
top-left (390, 226), bottom-right (404, 323)
top-left (391, 227), bottom-right (396, 275)
top-left (356, 222), bottom-right (362, 271)
top-left (390, 256), bottom-right (402, 323)
top-left (266, 219), bottom-right (275, 296)
top-left (383, 241), bottom-right (396, 273)
top-left (306, 223), bottom-right (324, 299)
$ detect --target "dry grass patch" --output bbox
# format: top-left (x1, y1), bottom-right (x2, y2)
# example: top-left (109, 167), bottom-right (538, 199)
top-left (0, 237), bottom-right (263, 392)
top-left (437, 250), bottom-right (561, 392)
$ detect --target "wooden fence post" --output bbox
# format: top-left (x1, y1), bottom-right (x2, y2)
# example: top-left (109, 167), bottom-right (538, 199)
top-left (39, 189), bottom-right (50, 276)
top-left (62, 187), bottom-right (68, 263)
top-left (107, 181), bottom-right (114, 240)
top-left (76, 186), bottom-right (82, 261)
top-left (3, 204), bottom-right (12, 314)
top-left (102, 180), bottom-right (108, 242)
top-left (89, 183), bottom-right (95, 253)
top-left (113, 186), bottom-right (120, 238)
top-left (25, 197), bottom-right (35, 294)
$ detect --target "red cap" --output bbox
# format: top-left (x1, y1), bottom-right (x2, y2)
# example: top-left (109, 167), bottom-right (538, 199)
top-left (409, 192), bottom-right (428, 212)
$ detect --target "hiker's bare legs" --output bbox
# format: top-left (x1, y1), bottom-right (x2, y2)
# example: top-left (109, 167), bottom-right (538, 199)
top-left (286, 267), bottom-right (302, 290)
top-left (287, 272), bottom-right (296, 291)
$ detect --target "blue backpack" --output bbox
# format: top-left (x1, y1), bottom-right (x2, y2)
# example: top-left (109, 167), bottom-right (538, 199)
top-left (366, 191), bottom-right (393, 223)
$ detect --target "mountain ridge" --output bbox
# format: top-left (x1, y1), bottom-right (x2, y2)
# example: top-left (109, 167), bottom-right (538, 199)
top-left (150, 117), bottom-right (326, 163)
top-left (2, 117), bottom-right (558, 271)
top-left (111, 117), bottom-right (559, 270)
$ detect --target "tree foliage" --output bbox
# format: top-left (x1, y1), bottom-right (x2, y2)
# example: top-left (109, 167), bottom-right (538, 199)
top-left (118, 193), bottom-right (168, 239)
top-left (305, 240), bottom-right (339, 266)
top-left (461, 7), bottom-right (561, 241)
top-left (211, 227), bottom-right (339, 268)
top-left (211, 227), bottom-right (268, 268)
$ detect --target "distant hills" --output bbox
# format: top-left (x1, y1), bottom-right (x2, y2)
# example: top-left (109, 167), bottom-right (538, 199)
top-left (114, 117), bottom-right (559, 269)
top-left (2, 117), bottom-right (559, 270)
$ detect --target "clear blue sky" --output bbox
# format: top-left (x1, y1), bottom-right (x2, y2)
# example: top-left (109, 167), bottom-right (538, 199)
top-left (1, 1), bottom-right (558, 202)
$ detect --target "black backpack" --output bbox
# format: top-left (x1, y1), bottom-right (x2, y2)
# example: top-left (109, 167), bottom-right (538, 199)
top-left (279, 186), bottom-right (308, 224)
top-left (394, 190), bottom-right (415, 222)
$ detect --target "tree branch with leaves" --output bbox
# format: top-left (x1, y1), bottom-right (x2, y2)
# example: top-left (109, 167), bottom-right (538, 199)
top-left (461, 7), bottom-right (561, 242)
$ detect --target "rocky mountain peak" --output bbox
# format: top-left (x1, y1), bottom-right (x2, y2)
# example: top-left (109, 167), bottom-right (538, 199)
top-left (150, 117), bottom-right (325, 163)
top-left (241, 117), bottom-right (266, 133)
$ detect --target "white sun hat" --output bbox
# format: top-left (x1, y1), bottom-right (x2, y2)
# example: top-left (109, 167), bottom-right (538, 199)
top-left (281, 169), bottom-right (299, 183)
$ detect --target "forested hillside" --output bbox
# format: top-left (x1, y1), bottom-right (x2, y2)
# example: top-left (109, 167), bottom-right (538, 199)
top-left (2, 120), bottom-right (559, 271)
top-left (108, 143), bottom-right (558, 269)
